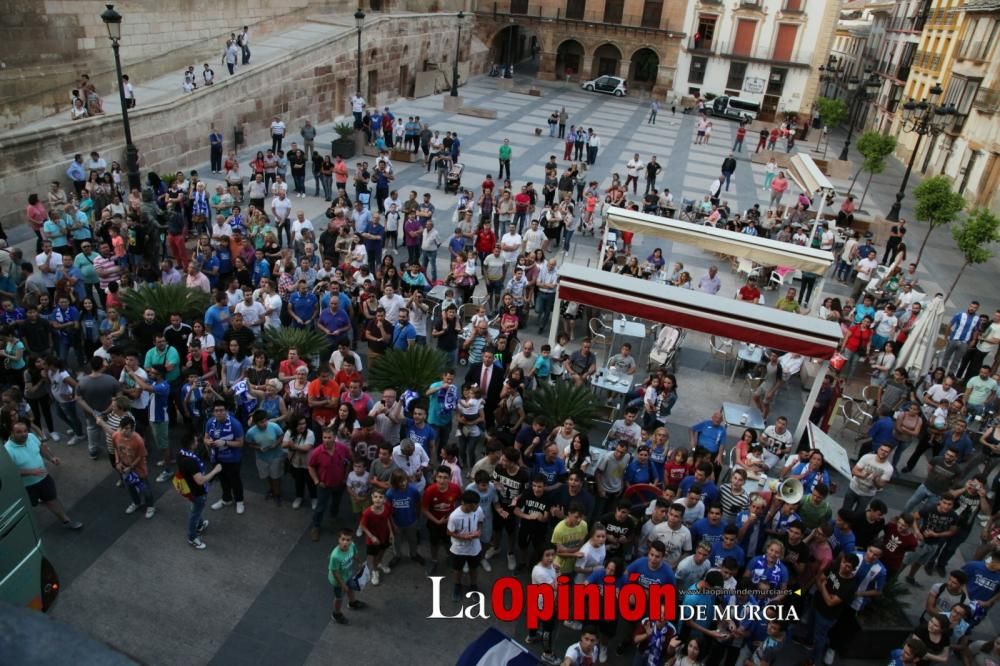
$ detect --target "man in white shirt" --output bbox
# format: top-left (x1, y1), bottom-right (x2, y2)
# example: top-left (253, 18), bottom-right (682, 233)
top-left (270, 192), bottom-right (292, 243)
top-left (234, 291), bottom-right (266, 334)
top-left (350, 94), bottom-right (366, 127)
top-left (534, 258), bottom-right (559, 333)
top-left (378, 285), bottom-right (406, 323)
top-left (270, 116), bottom-right (286, 153)
top-left (843, 443), bottom-right (893, 512)
top-left (522, 219), bottom-right (545, 255)
top-left (819, 225), bottom-right (835, 251)
top-left (252, 279), bottom-right (282, 330)
top-left (35, 243), bottom-right (63, 290)
top-left (625, 153), bottom-right (644, 195)
top-left (760, 416), bottom-right (794, 470)
top-left (86, 151), bottom-right (107, 175)
top-left (290, 210), bottom-right (314, 242)
top-left (392, 438), bottom-right (429, 493)
top-left (499, 222), bottom-right (522, 278)
top-left (852, 249), bottom-right (880, 301)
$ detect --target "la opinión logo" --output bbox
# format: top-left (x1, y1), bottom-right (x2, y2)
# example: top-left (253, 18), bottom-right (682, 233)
top-left (428, 575), bottom-right (677, 629)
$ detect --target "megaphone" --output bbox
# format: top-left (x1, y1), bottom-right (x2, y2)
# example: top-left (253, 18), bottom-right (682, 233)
top-left (776, 478), bottom-right (803, 505)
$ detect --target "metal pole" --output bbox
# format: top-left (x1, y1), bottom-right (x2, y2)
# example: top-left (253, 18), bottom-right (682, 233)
top-left (111, 40), bottom-right (141, 191)
top-left (451, 15), bottom-right (461, 96)
top-left (794, 360), bottom-right (830, 442)
top-left (356, 26), bottom-right (362, 96)
top-left (887, 127), bottom-right (923, 222)
top-left (838, 92), bottom-right (859, 162)
top-left (807, 190), bottom-right (827, 245)
top-left (504, 25), bottom-right (513, 78)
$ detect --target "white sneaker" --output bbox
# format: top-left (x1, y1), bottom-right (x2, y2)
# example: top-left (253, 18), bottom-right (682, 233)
top-left (371, 569), bottom-right (381, 586)
top-left (463, 562), bottom-right (470, 573)
top-left (156, 460), bottom-right (165, 467)
top-left (311, 499), bottom-right (318, 510)
top-left (507, 553), bottom-right (516, 571)
top-left (236, 501), bottom-right (245, 514)
top-left (824, 648), bottom-right (835, 665)
top-left (599, 645), bottom-right (608, 663)
top-left (65, 429), bottom-right (74, 436)
top-left (481, 558), bottom-right (492, 573)
top-left (65, 436), bottom-right (80, 447)
top-left (378, 562), bottom-right (391, 574)
top-left (189, 537), bottom-right (207, 550)
top-left (292, 498), bottom-right (303, 509)
top-left (125, 503), bottom-right (138, 514)
top-left (211, 499), bottom-right (232, 510)
top-left (356, 525), bottom-right (363, 537)
top-left (484, 546), bottom-right (498, 560)
top-left (49, 432), bottom-right (60, 442)
top-left (155, 470), bottom-right (171, 483)
top-left (145, 506), bottom-right (156, 519)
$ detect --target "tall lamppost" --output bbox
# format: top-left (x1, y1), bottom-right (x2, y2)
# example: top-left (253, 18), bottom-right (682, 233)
top-left (100, 4), bottom-right (141, 191)
top-left (838, 68), bottom-right (881, 161)
top-left (886, 82), bottom-right (955, 221)
top-left (450, 11), bottom-right (464, 97)
top-left (355, 9), bottom-right (365, 97)
top-left (818, 64), bottom-right (839, 98)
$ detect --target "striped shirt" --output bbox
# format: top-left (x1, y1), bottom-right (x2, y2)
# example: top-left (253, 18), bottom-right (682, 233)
top-left (718, 483), bottom-right (750, 523)
top-left (949, 311), bottom-right (980, 343)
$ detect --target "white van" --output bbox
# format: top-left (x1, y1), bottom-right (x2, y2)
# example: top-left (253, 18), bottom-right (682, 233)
top-left (710, 95), bottom-right (760, 123)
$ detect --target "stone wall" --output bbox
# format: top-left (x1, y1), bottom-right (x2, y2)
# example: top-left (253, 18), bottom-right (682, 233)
top-left (0, 12), bottom-right (485, 232)
top-left (0, 0), bottom-right (346, 129)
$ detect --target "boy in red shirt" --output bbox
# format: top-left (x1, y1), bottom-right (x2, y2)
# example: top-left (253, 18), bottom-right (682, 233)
top-left (360, 487), bottom-right (394, 585)
top-left (422, 466), bottom-right (462, 574)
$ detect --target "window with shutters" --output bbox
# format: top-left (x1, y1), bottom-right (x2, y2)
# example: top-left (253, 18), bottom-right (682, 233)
top-left (641, 1), bottom-right (663, 29)
top-left (727, 62), bottom-right (748, 90)
top-left (689, 56), bottom-right (708, 84)
top-left (733, 19), bottom-right (756, 57)
top-left (772, 23), bottom-right (798, 62)
top-left (604, 0), bottom-right (624, 24)
top-left (565, 0), bottom-right (585, 20)
top-left (767, 68), bottom-right (788, 96)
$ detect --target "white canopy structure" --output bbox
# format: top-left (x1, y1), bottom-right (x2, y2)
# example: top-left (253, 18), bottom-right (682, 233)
top-left (603, 207), bottom-right (835, 274)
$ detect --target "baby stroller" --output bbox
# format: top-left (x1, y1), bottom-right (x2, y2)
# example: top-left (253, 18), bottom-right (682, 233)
top-left (647, 324), bottom-right (684, 372)
top-left (444, 162), bottom-right (464, 194)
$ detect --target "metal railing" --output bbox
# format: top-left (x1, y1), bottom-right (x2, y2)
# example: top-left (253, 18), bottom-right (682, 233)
top-left (715, 40), bottom-right (812, 66)
top-left (738, 0), bottom-right (763, 9)
top-left (923, 8), bottom-right (957, 28)
top-left (478, 0), bottom-right (676, 33)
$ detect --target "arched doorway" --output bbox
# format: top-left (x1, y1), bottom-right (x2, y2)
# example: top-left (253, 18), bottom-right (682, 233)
top-left (555, 39), bottom-right (585, 80)
top-left (629, 48), bottom-right (659, 89)
top-left (593, 44), bottom-right (622, 77)
top-left (492, 26), bottom-right (521, 69)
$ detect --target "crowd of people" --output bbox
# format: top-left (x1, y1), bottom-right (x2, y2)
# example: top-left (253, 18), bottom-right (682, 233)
top-left (7, 93), bottom-right (1000, 666)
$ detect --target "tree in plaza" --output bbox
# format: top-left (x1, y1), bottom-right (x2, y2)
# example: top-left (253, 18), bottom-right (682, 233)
top-left (913, 174), bottom-right (966, 266)
top-left (946, 208), bottom-right (1000, 300)
top-left (814, 97), bottom-right (848, 149)
top-left (847, 131), bottom-right (896, 210)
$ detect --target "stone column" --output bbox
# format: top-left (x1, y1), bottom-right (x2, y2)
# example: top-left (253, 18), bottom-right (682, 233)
top-left (537, 51), bottom-right (557, 81)
top-left (618, 59), bottom-right (631, 81)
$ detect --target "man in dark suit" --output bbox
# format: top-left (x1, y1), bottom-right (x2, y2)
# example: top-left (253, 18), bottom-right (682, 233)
top-left (465, 348), bottom-right (504, 431)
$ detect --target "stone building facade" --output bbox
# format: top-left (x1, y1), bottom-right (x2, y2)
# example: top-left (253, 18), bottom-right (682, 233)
top-left (0, 11), bottom-right (479, 231)
top-left (472, 0), bottom-right (686, 96)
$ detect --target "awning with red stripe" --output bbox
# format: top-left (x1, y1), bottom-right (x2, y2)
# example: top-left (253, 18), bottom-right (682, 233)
top-left (557, 264), bottom-right (843, 359)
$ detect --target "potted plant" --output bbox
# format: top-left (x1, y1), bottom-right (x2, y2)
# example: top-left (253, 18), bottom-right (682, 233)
top-left (330, 121), bottom-right (356, 158)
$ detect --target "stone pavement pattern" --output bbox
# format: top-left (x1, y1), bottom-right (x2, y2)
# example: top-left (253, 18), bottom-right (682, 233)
top-left (28, 68), bottom-right (997, 666)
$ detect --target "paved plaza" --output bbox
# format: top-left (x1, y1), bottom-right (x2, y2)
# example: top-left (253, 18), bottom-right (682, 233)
top-left (14, 68), bottom-right (997, 666)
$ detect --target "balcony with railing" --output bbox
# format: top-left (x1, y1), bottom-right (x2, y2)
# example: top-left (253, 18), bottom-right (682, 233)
top-left (736, 0), bottom-right (764, 11)
top-left (716, 40), bottom-right (812, 67)
top-left (923, 7), bottom-right (957, 29)
top-left (887, 12), bottom-right (929, 33)
top-left (688, 36), bottom-right (717, 54)
top-left (913, 50), bottom-right (942, 72)
top-left (973, 87), bottom-right (1000, 114)
top-left (781, 0), bottom-right (805, 14)
top-left (476, 0), bottom-right (682, 35)
top-left (956, 38), bottom-right (995, 63)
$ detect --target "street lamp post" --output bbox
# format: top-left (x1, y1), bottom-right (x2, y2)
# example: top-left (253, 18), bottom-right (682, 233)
top-left (100, 4), bottom-right (141, 192)
top-left (355, 9), bottom-right (365, 97)
top-left (838, 69), bottom-right (880, 162)
top-left (450, 11), bottom-right (464, 97)
top-left (886, 82), bottom-right (955, 221)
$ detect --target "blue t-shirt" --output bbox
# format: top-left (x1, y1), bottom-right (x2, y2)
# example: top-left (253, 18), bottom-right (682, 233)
top-left (679, 476), bottom-right (719, 505)
top-left (531, 452), bottom-right (567, 485)
top-left (746, 555), bottom-right (789, 588)
top-left (202, 255), bottom-right (221, 288)
top-left (691, 518), bottom-right (725, 546)
top-left (204, 414), bottom-right (245, 463)
top-left (962, 560), bottom-right (1000, 603)
top-left (709, 541), bottom-right (746, 568)
top-left (391, 322), bottom-right (416, 349)
top-left (149, 380), bottom-right (170, 423)
top-left (681, 584), bottom-right (715, 628)
top-left (204, 304), bottom-right (230, 340)
top-left (622, 557), bottom-right (675, 590)
top-left (246, 422), bottom-right (285, 462)
top-left (624, 459), bottom-right (658, 486)
top-left (691, 419), bottom-right (727, 454)
top-left (404, 418), bottom-right (437, 454)
top-left (427, 381), bottom-right (458, 428)
top-left (51, 305), bottom-right (79, 340)
top-left (289, 292), bottom-right (318, 324)
top-left (829, 527), bottom-right (856, 557)
top-left (4, 433), bottom-right (46, 487)
top-left (386, 484), bottom-right (422, 527)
